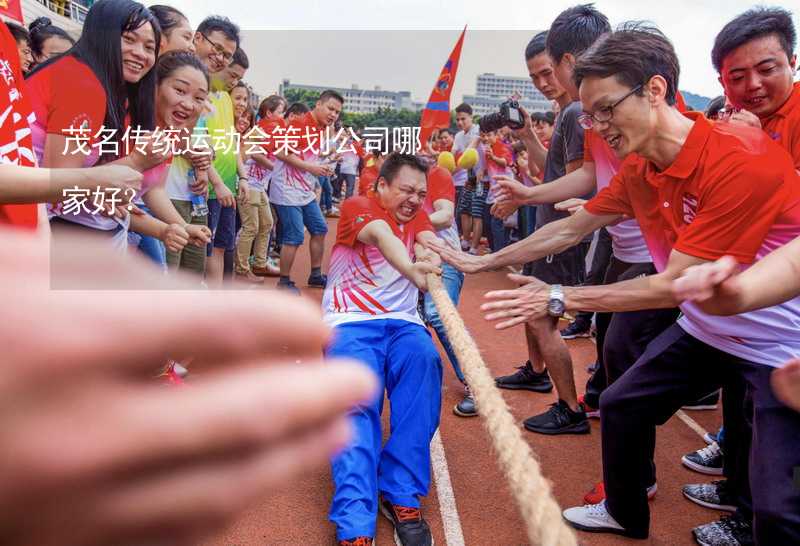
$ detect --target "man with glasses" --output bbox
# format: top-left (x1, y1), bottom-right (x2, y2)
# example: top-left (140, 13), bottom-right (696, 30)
top-left (435, 23), bottom-right (800, 543)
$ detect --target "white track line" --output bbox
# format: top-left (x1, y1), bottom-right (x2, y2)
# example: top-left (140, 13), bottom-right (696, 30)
top-left (430, 429), bottom-right (466, 546)
top-left (675, 409), bottom-right (710, 440)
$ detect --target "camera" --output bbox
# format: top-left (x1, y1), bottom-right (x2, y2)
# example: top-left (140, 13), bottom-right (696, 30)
top-left (478, 100), bottom-right (525, 132)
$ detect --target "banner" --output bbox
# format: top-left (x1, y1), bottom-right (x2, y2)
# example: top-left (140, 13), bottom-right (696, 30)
top-left (0, 0), bottom-right (23, 23)
top-left (419, 26), bottom-right (466, 148)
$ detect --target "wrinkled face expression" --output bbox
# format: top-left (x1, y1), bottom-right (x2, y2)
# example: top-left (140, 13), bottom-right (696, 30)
top-left (527, 52), bottom-right (567, 101)
top-left (579, 75), bottom-right (650, 159)
top-left (121, 22), bottom-right (157, 84)
top-left (376, 165), bottom-right (428, 224)
top-left (161, 17), bottom-right (195, 54)
top-left (719, 34), bottom-right (796, 119)
top-left (230, 86), bottom-right (250, 118)
top-left (313, 98), bottom-right (342, 128)
top-left (193, 30), bottom-right (236, 74)
top-left (455, 111), bottom-right (472, 131)
top-left (156, 66), bottom-right (209, 130)
top-left (16, 39), bottom-right (33, 72)
top-left (37, 36), bottom-right (72, 63)
top-left (533, 120), bottom-right (553, 142)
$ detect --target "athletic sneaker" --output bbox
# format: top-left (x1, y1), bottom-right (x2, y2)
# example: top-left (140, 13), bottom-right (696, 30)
top-left (380, 499), bottom-right (433, 546)
top-left (560, 320), bottom-right (591, 339)
top-left (495, 361), bottom-right (553, 393)
top-left (453, 386), bottom-right (477, 417)
top-left (583, 481), bottom-right (657, 505)
top-left (337, 538), bottom-right (373, 546)
top-left (277, 279), bottom-right (301, 296)
top-left (562, 501), bottom-right (645, 538)
top-left (704, 430), bottom-right (720, 445)
top-left (682, 442), bottom-right (724, 475)
top-left (682, 390), bottom-right (720, 410)
top-left (578, 394), bottom-right (600, 419)
top-left (523, 400), bottom-right (590, 435)
top-left (692, 514), bottom-right (754, 546)
top-left (682, 480), bottom-right (736, 512)
top-left (308, 273), bottom-right (328, 288)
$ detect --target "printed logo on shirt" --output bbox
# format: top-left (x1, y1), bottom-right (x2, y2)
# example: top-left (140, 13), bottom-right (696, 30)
top-left (69, 114), bottom-right (92, 132)
top-left (682, 193), bottom-right (698, 224)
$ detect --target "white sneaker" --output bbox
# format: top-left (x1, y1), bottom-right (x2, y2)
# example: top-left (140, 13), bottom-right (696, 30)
top-left (563, 502), bottom-right (629, 536)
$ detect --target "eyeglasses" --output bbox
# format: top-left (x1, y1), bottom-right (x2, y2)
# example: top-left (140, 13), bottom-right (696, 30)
top-left (199, 33), bottom-right (234, 63)
top-left (578, 84), bottom-right (643, 130)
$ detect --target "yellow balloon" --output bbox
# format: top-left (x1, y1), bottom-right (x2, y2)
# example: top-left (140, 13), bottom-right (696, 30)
top-left (437, 151), bottom-right (456, 173)
top-left (458, 147), bottom-right (479, 170)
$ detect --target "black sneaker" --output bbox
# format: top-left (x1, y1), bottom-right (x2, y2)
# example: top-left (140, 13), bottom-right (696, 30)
top-left (453, 386), bottom-right (477, 417)
top-left (523, 399), bottom-right (590, 435)
top-left (682, 390), bottom-right (720, 410)
top-left (692, 514), bottom-right (754, 546)
top-left (495, 361), bottom-right (553, 393)
top-left (379, 499), bottom-right (433, 546)
top-left (308, 273), bottom-right (328, 288)
top-left (682, 442), bottom-right (724, 475)
top-left (682, 480), bottom-right (736, 512)
top-left (276, 279), bottom-right (301, 296)
top-left (560, 320), bottom-right (591, 339)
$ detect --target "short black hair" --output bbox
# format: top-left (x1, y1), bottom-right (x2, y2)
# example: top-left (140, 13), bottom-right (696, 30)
top-left (454, 103), bottom-right (472, 115)
top-left (319, 89), bottom-right (344, 104)
top-left (524, 31), bottom-right (548, 61)
top-left (532, 111), bottom-right (556, 125)
top-left (5, 21), bottom-right (29, 45)
top-left (285, 101), bottom-right (310, 117)
top-left (378, 152), bottom-right (428, 185)
top-left (705, 95), bottom-right (726, 118)
top-left (197, 16), bottom-right (240, 49)
top-left (231, 47), bottom-right (249, 69)
top-left (546, 4), bottom-right (611, 63)
top-left (712, 7), bottom-right (796, 72)
top-left (574, 22), bottom-right (680, 106)
top-left (439, 128), bottom-right (456, 137)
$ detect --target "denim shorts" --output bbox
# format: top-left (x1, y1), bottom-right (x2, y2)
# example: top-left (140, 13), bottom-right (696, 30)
top-left (207, 198), bottom-right (237, 255)
top-left (273, 201), bottom-right (329, 246)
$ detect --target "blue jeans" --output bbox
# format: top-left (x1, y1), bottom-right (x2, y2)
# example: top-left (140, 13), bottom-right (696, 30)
top-left (341, 173), bottom-right (357, 199)
top-left (319, 175), bottom-right (333, 211)
top-left (423, 263), bottom-right (466, 383)
top-left (489, 215), bottom-right (509, 252)
top-left (207, 198), bottom-right (237, 255)
top-left (326, 319), bottom-right (442, 540)
top-left (128, 205), bottom-right (166, 270)
top-left (273, 201), bottom-right (328, 246)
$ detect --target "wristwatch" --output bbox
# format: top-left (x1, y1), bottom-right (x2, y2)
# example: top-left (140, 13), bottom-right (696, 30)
top-left (547, 284), bottom-right (566, 318)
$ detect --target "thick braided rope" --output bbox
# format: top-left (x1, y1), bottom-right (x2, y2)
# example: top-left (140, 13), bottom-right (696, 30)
top-left (427, 274), bottom-right (578, 546)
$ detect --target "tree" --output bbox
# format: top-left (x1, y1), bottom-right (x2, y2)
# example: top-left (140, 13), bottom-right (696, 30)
top-left (282, 88), bottom-right (321, 110)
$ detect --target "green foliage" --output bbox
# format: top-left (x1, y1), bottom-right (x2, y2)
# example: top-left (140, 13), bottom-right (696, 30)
top-left (282, 88), bottom-right (321, 109)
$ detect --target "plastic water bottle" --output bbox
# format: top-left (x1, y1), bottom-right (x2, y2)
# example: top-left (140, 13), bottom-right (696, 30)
top-left (188, 168), bottom-right (208, 217)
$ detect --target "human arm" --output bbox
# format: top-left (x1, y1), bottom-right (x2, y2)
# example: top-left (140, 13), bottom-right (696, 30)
top-left (673, 235), bottom-right (800, 315)
top-left (426, 207), bottom-right (618, 274)
top-left (513, 106), bottom-right (548, 171)
top-left (427, 198), bottom-right (455, 231)
top-left (142, 186), bottom-right (211, 247)
top-left (0, 164), bottom-right (142, 205)
top-left (481, 249), bottom-right (708, 329)
top-left (275, 151), bottom-right (333, 178)
top-left (356, 220), bottom-right (441, 290)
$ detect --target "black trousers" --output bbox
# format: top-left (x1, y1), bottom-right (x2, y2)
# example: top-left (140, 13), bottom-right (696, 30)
top-left (583, 257), bottom-right (679, 408)
top-left (600, 323), bottom-right (800, 544)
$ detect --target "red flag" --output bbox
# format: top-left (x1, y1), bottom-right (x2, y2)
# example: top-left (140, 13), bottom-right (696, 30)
top-left (0, 0), bottom-right (23, 23)
top-left (419, 26), bottom-right (466, 149)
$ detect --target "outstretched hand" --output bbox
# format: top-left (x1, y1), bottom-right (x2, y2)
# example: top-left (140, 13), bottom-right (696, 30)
top-left (481, 273), bottom-right (550, 329)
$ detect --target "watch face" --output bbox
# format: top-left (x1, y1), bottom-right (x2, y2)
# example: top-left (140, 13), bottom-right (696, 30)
top-left (548, 299), bottom-right (565, 317)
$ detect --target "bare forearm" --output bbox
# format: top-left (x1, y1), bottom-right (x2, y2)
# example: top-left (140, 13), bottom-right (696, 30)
top-left (377, 236), bottom-right (416, 280)
top-left (143, 188), bottom-right (184, 225)
top-left (0, 165), bottom-right (94, 204)
top-left (485, 216), bottom-right (584, 269)
top-left (520, 133), bottom-right (547, 171)
top-left (275, 152), bottom-right (313, 173)
top-left (564, 273), bottom-right (679, 313)
top-left (130, 212), bottom-right (167, 238)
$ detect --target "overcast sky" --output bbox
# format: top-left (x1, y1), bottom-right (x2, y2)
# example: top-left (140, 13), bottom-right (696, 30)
top-left (169, 0), bottom-right (799, 104)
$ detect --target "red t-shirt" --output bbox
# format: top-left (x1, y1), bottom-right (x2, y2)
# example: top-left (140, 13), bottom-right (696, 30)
top-left (358, 164), bottom-right (379, 197)
top-left (760, 81), bottom-right (800, 170)
top-left (323, 195), bottom-right (433, 326)
top-left (584, 111), bottom-right (800, 366)
top-left (0, 23), bottom-right (37, 229)
top-left (424, 165), bottom-right (460, 249)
